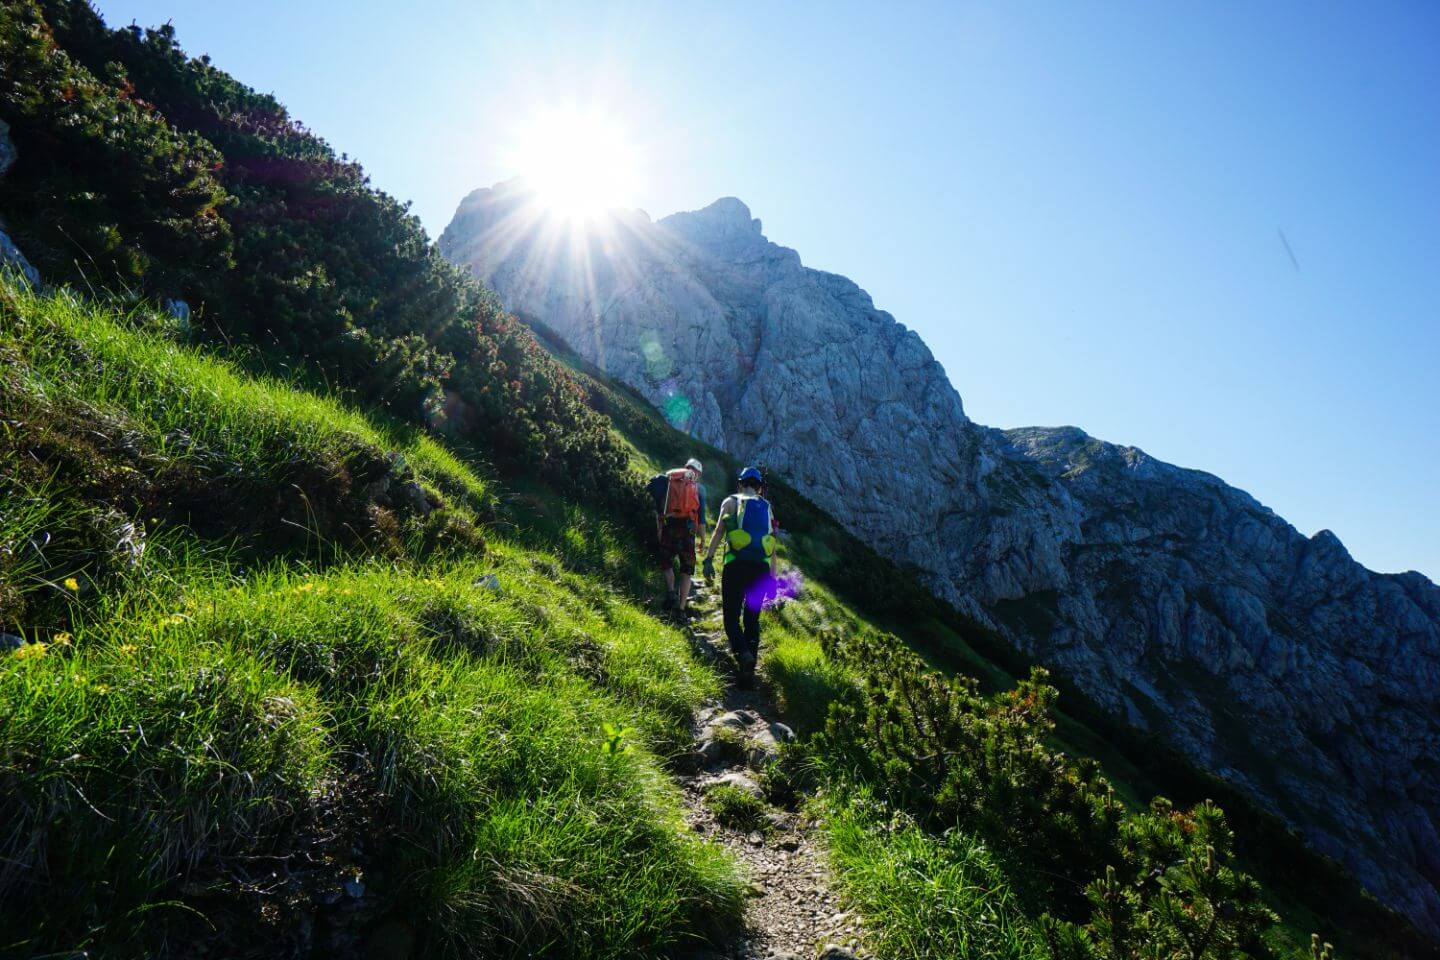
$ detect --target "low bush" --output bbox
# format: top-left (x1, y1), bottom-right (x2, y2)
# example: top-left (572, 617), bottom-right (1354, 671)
top-left (818, 629), bottom-right (1283, 958)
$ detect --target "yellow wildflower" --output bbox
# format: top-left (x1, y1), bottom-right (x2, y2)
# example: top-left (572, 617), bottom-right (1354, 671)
top-left (13, 643), bottom-right (47, 660)
top-left (162, 614), bottom-right (185, 626)
top-left (52, 633), bottom-right (73, 647)
top-left (118, 644), bottom-right (139, 656)
top-left (92, 683), bottom-right (111, 695)
top-left (63, 577), bottom-right (80, 592)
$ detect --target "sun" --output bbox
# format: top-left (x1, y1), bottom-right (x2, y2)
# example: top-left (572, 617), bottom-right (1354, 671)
top-left (511, 106), bottom-right (642, 220)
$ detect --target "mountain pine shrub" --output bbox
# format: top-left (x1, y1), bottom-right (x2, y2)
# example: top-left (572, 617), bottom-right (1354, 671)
top-left (2, 0), bottom-right (631, 504)
top-left (819, 629), bottom-right (1284, 957)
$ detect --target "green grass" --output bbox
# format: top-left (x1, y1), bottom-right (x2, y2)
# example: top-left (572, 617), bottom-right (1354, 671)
top-left (1, 277), bottom-right (1425, 959)
top-left (824, 792), bottom-right (1041, 960)
top-left (1, 286), bottom-right (488, 505)
top-left (0, 280), bottom-right (744, 958)
top-left (703, 784), bottom-right (771, 834)
top-left (0, 551), bottom-right (743, 959)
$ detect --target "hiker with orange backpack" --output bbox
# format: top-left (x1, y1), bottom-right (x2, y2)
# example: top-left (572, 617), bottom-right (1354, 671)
top-left (702, 467), bottom-right (778, 688)
top-left (646, 458), bottom-right (707, 617)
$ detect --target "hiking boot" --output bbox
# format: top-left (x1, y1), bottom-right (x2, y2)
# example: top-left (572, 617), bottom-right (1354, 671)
top-left (663, 590), bottom-right (677, 611)
top-left (736, 653), bottom-right (757, 689)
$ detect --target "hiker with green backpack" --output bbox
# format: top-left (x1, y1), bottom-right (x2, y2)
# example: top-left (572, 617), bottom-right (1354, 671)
top-left (702, 467), bottom-right (779, 688)
top-left (646, 458), bottom-right (707, 618)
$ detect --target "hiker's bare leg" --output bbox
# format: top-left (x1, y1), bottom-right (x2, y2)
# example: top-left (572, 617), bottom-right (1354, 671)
top-left (677, 573), bottom-right (692, 609)
top-left (663, 567), bottom-right (676, 592)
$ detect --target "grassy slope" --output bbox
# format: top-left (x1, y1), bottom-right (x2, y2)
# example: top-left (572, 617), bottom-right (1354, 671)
top-left (1, 281), bottom-right (1426, 959)
top-left (0, 279), bottom-right (742, 958)
top-left (534, 322), bottom-right (1431, 960)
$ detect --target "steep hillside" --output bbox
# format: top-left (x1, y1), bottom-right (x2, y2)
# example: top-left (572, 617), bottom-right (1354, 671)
top-left (4, 269), bottom-right (1432, 957)
top-left (1, 4), bottom-right (1433, 957)
top-left (440, 181), bottom-right (1440, 935)
top-left (0, 278), bottom-right (751, 958)
top-left (0, 0), bottom-right (627, 500)
top-left (545, 321), bottom-right (1434, 960)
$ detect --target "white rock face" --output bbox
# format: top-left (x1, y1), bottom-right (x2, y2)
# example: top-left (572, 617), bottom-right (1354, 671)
top-left (441, 181), bottom-right (1440, 935)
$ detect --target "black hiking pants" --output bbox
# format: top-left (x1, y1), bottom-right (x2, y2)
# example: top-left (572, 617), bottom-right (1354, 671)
top-left (721, 559), bottom-right (771, 662)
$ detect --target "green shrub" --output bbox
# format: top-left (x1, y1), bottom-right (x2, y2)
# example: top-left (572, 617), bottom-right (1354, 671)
top-left (1039, 799), bottom-right (1279, 960)
top-left (820, 628), bottom-right (1124, 910)
top-left (817, 629), bottom-right (1285, 959)
top-left (4, 0), bottom-right (631, 503)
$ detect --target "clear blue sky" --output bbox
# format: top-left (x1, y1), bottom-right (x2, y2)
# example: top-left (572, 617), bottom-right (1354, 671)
top-left (97, 1), bottom-right (1440, 580)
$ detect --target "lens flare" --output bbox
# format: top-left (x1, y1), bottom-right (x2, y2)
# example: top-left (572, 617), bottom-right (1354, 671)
top-left (510, 105), bottom-right (641, 220)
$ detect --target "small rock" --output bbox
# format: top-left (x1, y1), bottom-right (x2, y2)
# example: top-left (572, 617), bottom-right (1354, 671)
top-left (696, 738), bottom-right (728, 765)
top-left (745, 879), bottom-right (765, 897)
top-left (396, 481), bottom-right (433, 517)
top-left (702, 770), bottom-right (763, 799)
top-left (1, 633), bottom-right (24, 652)
top-left (343, 877), bottom-right (366, 900)
top-left (474, 573), bottom-right (502, 593)
top-left (163, 298), bottom-right (192, 325)
top-left (768, 721), bottom-right (796, 743)
top-left (709, 710), bottom-right (750, 731)
top-left (818, 946), bottom-right (858, 960)
top-left (746, 831), bottom-right (763, 846)
top-left (778, 836), bottom-right (800, 851)
top-left (745, 741), bottom-right (779, 768)
top-left (0, 228), bottom-right (40, 289)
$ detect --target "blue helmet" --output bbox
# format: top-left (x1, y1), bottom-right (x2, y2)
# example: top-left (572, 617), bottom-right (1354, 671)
top-left (738, 466), bottom-right (764, 487)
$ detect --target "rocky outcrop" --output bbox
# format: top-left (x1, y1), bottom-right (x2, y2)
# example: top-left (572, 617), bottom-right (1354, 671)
top-left (440, 181), bottom-right (1440, 935)
top-left (0, 228), bottom-right (39, 289)
top-left (0, 119), bottom-right (39, 289)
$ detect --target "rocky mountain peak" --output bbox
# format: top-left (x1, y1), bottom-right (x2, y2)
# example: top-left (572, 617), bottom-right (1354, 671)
top-left (441, 186), bottom-right (1440, 936)
top-left (662, 196), bottom-right (761, 243)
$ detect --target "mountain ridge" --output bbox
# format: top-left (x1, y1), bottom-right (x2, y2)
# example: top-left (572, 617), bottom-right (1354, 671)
top-left (440, 180), bottom-right (1440, 935)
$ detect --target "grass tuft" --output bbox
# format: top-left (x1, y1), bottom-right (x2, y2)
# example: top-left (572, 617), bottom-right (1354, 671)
top-left (704, 784), bottom-right (772, 834)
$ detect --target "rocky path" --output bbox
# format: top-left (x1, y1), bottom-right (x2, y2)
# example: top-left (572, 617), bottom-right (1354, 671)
top-left (672, 587), bottom-right (866, 960)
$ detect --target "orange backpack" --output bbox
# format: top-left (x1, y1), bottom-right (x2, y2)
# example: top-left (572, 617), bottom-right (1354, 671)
top-left (662, 468), bottom-right (700, 524)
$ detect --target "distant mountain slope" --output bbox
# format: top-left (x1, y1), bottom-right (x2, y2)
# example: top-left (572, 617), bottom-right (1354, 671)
top-left (440, 181), bottom-right (1440, 934)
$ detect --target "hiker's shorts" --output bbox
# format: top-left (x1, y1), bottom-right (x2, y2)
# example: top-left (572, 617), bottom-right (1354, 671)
top-left (657, 519), bottom-right (696, 575)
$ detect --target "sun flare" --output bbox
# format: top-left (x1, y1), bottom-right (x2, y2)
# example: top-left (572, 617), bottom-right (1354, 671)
top-left (511, 106), bottom-right (641, 220)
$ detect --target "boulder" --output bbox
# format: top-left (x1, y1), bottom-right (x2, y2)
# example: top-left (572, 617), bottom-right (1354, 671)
top-left (0, 229), bottom-right (40, 288)
top-left (702, 771), bottom-right (763, 800)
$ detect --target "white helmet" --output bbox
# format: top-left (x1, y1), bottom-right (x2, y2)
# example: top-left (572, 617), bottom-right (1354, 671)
top-left (685, 458), bottom-right (703, 474)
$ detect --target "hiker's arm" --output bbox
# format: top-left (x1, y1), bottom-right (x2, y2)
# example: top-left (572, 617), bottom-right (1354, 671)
top-left (704, 498), bottom-right (732, 560)
top-left (770, 511), bottom-right (781, 575)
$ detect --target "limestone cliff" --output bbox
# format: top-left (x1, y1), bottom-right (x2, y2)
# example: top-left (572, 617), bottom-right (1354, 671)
top-left (440, 181), bottom-right (1440, 934)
